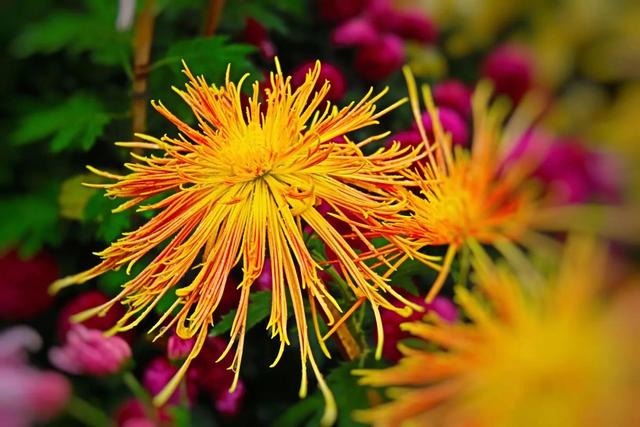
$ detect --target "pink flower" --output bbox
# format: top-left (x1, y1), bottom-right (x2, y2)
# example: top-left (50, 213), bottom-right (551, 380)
top-left (242, 18), bottom-right (276, 60)
top-left (355, 34), bottom-right (405, 81)
top-left (332, 18), bottom-right (378, 48)
top-left (536, 138), bottom-right (623, 204)
top-left (291, 61), bottom-right (347, 102)
top-left (0, 326), bottom-right (71, 426)
top-left (167, 333), bottom-right (196, 362)
top-left (379, 293), bottom-right (458, 362)
top-left (143, 357), bottom-right (197, 406)
top-left (507, 132), bottom-right (624, 204)
top-left (482, 43), bottom-right (534, 103)
top-left (49, 324), bottom-right (131, 376)
top-left (433, 80), bottom-right (472, 118)
top-left (57, 290), bottom-right (127, 341)
top-left (413, 108), bottom-right (469, 147)
top-left (0, 250), bottom-right (58, 321)
top-left (318, 0), bottom-right (369, 23)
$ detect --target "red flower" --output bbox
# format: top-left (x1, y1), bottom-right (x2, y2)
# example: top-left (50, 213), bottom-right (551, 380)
top-left (413, 108), bottom-right (469, 147)
top-left (0, 250), bottom-right (58, 321)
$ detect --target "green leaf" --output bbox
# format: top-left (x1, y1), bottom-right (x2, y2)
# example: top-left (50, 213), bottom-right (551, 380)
top-left (157, 36), bottom-right (257, 82)
top-left (0, 183), bottom-right (62, 256)
top-left (12, 94), bottom-right (110, 152)
top-left (12, 0), bottom-right (130, 66)
top-left (209, 291), bottom-right (272, 337)
top-left (84, 191), bottom-right (132, 243)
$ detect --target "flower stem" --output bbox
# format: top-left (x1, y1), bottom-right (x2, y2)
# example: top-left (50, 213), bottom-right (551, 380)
top-left (122, 371), bottom-right (159, 423)
top-left (65, 395), bottom-right (112, 427)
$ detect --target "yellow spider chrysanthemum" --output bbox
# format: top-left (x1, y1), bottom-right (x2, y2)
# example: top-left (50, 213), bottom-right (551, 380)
top-left (366, 69), bottom-right (546, 302)
top-left (51, 60), bottom-right (424, 424)
top-left (354, 237), bottom-right (640, 427)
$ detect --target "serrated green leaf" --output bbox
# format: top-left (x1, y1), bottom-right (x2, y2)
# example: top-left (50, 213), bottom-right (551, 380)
top-left (12, 94), bottom-right (110, 152)
top-left (156, 36), bottom-right (257, 82)
top-left (209, 291), bottom-right (272, 337)
top-left (0, 183), bottom-right (62, 256)
top-left (12, 1), bottom-right (130, 66)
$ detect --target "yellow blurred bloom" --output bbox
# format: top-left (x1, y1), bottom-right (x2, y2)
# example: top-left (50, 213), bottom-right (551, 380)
top-left (354, 237), bottom-right (640, 427)
top-left (51, 60), bottom-right (423, 424)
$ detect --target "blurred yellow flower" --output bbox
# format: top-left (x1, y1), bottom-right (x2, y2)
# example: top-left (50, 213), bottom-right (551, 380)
top-left (354, 236), bottom-right (640, 427)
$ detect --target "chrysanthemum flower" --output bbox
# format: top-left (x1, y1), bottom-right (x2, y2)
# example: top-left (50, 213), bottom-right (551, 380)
top-left (365, 69), bottom-right (545, 302)
top-left (354, 237), bottom-right (640, 427)
top-left (50, 59), bottom-right (423, 424)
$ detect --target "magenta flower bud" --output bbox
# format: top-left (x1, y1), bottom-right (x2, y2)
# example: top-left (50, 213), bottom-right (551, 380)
top-left (214, 380), bottom-right (246, 418)
top-left (536, 139), bottom-right (624, 204)
top-left (332, 18), bottom-right (378, 48)
top-left (143, 357), bottom-right (197, 406)
top-left (57, 290), bottom-right (127, 341)
top-left (376, 9), bottom-right (437, 44)
top-left (379, 293), bottom-right (458, 361)
top-left (242, 18), bottom-right (276, 60)
top-left (167, 333), bottom-right (196, 361)
top-left (433, 80), bottom-right (472, 118)
top-left (291, 61), bottom-right (347, 102)
top-left (49, 324), bottom-right (131, 376)
top-left (355, 34), bottom-right (405, 81)
top-left (318, 0), bottom-right (368, 23)
top-left (482, 43), bottom-right (534, 103)
top-left (255, 261), bottom-right (272, 291)
top-left (413, 107), bottom-right (469, 146)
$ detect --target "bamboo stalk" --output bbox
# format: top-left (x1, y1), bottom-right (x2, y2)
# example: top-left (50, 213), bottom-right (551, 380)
top-left (132, 0), bottom-right (156, 142)
top-left (203, 0), bottom-right (226, 37)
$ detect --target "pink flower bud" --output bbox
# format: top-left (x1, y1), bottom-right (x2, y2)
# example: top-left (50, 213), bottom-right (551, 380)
top-left (0, 326), bottom-right (70, 425)
top-left (49, 324), bottom-right (131, 376)
top-left (482, 44), bottom-right (534, 103)
top-left (414, 107), bottom-right (469, 146)
top-left (291, 61), bottom-right (347, 102)
top-left (0, 250), bottom-right (58, 321)
top-left (355, 34), bottom-right (405, 81)
top-left (332, 18), bottom-right (378, 48)
top-left (143, 357), bottom-right (197, 406)
top-left (167, 333), bottom-right (195, 362)
top-left (433, 80), bottom-right (472, 118)
top-left (379, 293), bottom-right (458, 361)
